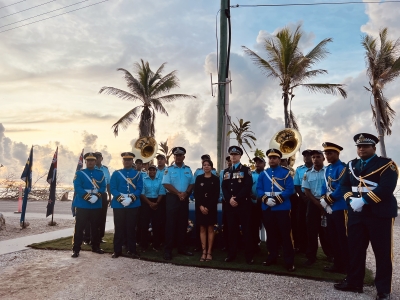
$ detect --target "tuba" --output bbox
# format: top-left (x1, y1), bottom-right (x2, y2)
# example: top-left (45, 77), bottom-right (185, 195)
top-left (131, 136), bottom-right (158, 163)
top-left (269, 128), bottom-right (302, 159)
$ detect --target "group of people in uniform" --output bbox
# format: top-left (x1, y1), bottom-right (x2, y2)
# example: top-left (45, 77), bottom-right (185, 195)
top-left (71, 132), bottom-right (398, 300)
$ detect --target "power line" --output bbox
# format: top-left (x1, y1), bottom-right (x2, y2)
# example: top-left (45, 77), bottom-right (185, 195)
top-left (0, 0), bottom-right (109, 33)
top-left (1, 0), bottom-right (58, 20)
top-left (0, 0), bottom-right (26, 10)
top-left (231, 1), bottom-right (400, 8)
top-left (0, 0), bottom-right (91, 29)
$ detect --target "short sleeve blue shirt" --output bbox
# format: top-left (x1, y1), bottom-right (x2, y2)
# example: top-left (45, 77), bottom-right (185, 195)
top-left (162, 163), bottom-right (195, 192)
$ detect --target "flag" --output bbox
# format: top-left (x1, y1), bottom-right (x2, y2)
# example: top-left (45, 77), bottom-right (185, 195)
top-left (46, 147), bottom-right (58, 217)
top-left (72, 149), bottom-right (84, 216)
top-left (20, 146), bottom-right (33, 224)
top-left (76, 149), bottom-right (84, 171)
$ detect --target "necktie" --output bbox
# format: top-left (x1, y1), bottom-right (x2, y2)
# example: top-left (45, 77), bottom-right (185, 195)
top-left (360, 161), bottom-right (366, 171)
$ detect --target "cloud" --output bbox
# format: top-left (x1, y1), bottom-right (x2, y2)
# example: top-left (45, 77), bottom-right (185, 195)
top-left (361, 1), bottom-right (400, 38)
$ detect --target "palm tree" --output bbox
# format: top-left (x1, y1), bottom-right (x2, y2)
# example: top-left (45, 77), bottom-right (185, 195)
top-left (242, 24), bottom-right (347, 130)
top-left (99, 59), bottom-right (196, 137)
top-left (157, 139), bottom-right (172, 165)
top-left (227, 118), bottom-right (256, 160)
top-left (362, 28), bottom-right (400, 157)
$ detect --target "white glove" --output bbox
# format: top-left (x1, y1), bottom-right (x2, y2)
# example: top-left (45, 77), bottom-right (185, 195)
top-left (121, 196), bottom-right (132, 207)
top-left (320, 198), bottom-right (328, 209)
top-left (350, 197), bottom-right (364, 212)
top-left (325, 205), bottom-right (333, 214)
top-left (266, 198), bottom-right (276, 207)
top-left (88, 195), bottom-right (98, 204)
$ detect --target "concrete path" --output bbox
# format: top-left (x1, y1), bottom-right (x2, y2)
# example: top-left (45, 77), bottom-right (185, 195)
top-left (0, 216), bottom-right (114, 256)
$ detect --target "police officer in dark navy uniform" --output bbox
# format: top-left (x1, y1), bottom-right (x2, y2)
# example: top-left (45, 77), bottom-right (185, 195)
top-left (335, 133), bottom-right (398, 300)
top-left (221, 146), bottom-right (253, 264)
top-left (162, 147), bottom-right (195, 260)
top-left (71, 152), bottom-right (106, 258)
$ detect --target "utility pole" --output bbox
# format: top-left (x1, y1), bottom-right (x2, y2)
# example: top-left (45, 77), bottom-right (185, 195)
top-left (217, 0), bottom-right (229, 173)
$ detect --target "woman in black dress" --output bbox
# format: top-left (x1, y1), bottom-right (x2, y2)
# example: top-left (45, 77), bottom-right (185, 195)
top-left (194, 159), bottom-right (220, 261)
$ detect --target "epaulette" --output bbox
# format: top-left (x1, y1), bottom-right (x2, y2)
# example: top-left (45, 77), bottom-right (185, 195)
top-left (379, 156), bottom-right (392, 162)
top-left (185, 165), bottom-right (191, 168)
top-left (341, 162), bottom-right (346, 167)
top-left (103, 165), bottom-right (108, 169)
top-left (296, 164), bottom-right (304, 169)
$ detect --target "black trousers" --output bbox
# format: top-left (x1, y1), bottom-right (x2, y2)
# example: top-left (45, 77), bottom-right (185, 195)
top-left (326, 210), bottom-right (349, 271)
top-left (347, 213), bottom-right (394, 294)
top-left (262, 209), bottom-right (294, 267)
top-left (226, 204), bottom-right (253, 260)
top-left (73, 208), bottom-right (101, 252)
top-left (83, 220), bottom-right (91, 242)
top-left (306, 200), bottom-right (333, 260)
top-left (222, 201), bottom-right (229, 249)
top-left (113, 207), bottom-right (139, 254)
top-left (164, 193), bottom-right (188, 254)
top-left (99, 193), bottom-right (108, 238)
top-left (250, 201), bottom-right (262, 251)
top-left (140, 197), bottom-right (165, 249)
top-left (296, 197), bottom-right (308, 252)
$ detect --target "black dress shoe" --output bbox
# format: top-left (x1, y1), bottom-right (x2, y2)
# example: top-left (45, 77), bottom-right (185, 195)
top-left (334, 282), bottom-right (363, 293)
top-left (376, 293), bottom-right (390, 300)
top-left (304, 259), bottom-right (316, 266)
top-left (71, 252), bottom-right (79, 258)
top-left (83, 241), bottom-right (91, 245)
top-left (286, 265), bottom-right (296, 272)
top-left (262, 259), bottom-right (277, 266)
top-left (246, 259), bottom-right (254, 265)
top-left (164, 253), bottom-right (172, 260)
top-left (224, 256), bottom-right (236, 262)
top-left (178, 250), bottom-right (193, 256)
top-left (101, 239), bottom-right (106, 243)
top-left (92, 248), bottom-right (105, 254)
top-left (112, 253), bottom-right (120, 258)
top-left (326, 256), bottom-right (334, 263)
top-left (221, 247), bottom-right (227, 251)
top-left (127, 251), bottom-right (140, 259)
top-left (323, 265), bottom-right (346, 274)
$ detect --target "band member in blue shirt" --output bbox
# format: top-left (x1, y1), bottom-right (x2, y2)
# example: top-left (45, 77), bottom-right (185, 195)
top-left (257, 149), bottom-right (295, 272)
top-left (140, 165), bottom-right (166, 251)
top-left (110, 152), bottom-right (143, 258)
top-left (71, 152), bottom-right (106, 258)
top-left (162, 147), bottom-right (195, 260)
top-left (251, 156), bottom-right (265, 254)
top-left (320, 142), bottom-right (348, 275)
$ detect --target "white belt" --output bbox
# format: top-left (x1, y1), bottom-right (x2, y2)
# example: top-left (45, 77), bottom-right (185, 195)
top-left (264, 192), bottom-right (282, 196)
top-left (85, 189), bottom-right (98, 194)
top-left (352, 186), bottom-right (376, 193)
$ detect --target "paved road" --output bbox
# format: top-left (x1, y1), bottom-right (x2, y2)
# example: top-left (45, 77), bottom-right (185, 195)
top-left (0, 200), bottom-right (113, 216)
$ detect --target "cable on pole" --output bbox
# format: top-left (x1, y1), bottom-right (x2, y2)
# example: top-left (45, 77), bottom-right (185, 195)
top-left (0, 0), bottom-right (109, 33)
top-left (1, 0), bottom-right (58, 20)
top-left (0, 0), bottom-right (26, 10)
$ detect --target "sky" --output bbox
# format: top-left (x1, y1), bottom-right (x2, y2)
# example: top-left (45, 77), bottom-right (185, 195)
top-left (0, 0), bottom-right (400, 184)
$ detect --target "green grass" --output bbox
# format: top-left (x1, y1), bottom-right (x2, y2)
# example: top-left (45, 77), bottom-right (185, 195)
top-left (28, 233), bottom-right (374, 285)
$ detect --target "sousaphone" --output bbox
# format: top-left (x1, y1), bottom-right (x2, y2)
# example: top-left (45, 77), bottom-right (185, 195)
top-left (131, 136), bottom-right (158, 163)
top-left (269, 128), bottom-right (302, 159)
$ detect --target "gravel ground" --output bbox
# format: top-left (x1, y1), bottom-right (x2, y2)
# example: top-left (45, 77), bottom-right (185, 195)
top-left (0, 216), bottom-right (74, 241)
top-left (0, 226), bottom-right (398, 299)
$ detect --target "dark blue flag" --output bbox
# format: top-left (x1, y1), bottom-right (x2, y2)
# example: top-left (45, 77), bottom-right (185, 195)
top-left (71, 149), bottom-right (84, 217)
top-left (20, 146), bottom-right (33, 224)
top-left (46, 147), bottom-right (58, 218)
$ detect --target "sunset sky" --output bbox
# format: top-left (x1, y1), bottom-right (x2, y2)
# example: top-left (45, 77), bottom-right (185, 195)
top-left (1, 0), bottom-right (400, 184)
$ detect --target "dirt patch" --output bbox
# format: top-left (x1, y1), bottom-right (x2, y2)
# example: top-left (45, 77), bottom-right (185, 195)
top-left (0, 216), bottom-right (74, 241)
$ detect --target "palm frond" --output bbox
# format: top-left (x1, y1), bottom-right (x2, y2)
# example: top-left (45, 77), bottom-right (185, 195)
top-left (305, 38), bottom-right (332, 64)
top-left (300, 83), bottom-right (347, 98)
top-left (150, 98), bottom-right (169, 116)
top-left (117, 68), bottom-right (146, 100)
top-left (150, 70), bottom-right (180, 97)
top-left (156, 93), bottom-right (196, 103)
top-left (242, 46), bottom-right (280, 78)
top-left (99, 86), bottom-right (140, 101)
top-left (111, 106), bottom-right (143, 136)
